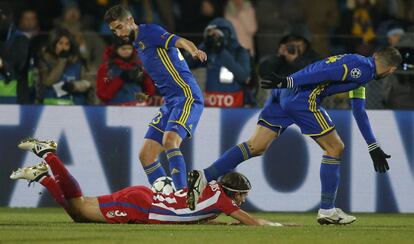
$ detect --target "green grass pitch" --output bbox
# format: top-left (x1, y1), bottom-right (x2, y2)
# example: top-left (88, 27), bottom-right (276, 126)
top-left (0, 208), bottom-right (413, 244)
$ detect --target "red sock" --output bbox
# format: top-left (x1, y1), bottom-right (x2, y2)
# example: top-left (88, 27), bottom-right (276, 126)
top-left (43, 153), bottom-right (83, 199)
top-left (39, 176), bottom-right (69, 210)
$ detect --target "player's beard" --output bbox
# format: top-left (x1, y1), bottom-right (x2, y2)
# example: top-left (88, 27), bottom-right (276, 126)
top-left (119, 30), bottom-right (136, 43)
top-left (126, 30), bottom-right (136, 42)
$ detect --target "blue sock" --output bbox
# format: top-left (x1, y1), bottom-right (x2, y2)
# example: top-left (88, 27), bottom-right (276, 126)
top-left (166, 148), bottom-right (187, 190)
top-left (143, 161), bottom-right (167, 185)
top-left (204, 142), bottom-right (252, 182)
top-left (320, 155), bottom-right (341, 209)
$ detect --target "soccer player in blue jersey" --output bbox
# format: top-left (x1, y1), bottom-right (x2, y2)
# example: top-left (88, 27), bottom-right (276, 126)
top-left (104, 5), bottom-right (207, 191)
top-left (187, 47), bottom-right (402, 225)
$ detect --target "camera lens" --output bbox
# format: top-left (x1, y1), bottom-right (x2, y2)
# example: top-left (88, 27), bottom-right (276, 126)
top-left (287, 45), bottom-right (297, 55)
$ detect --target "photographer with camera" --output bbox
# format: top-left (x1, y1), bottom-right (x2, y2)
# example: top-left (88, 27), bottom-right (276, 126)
top-left (187, 17), bottom-right (251, 108)
top-left (258, 34), bottom-right (320, 80)
top-left (0, 3), bottom-right (31, 104)
top-left (96, 39), bottom-right (156, 105)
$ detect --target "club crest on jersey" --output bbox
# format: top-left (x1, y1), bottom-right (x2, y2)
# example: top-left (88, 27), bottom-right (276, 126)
top-left (138, 41), bottom-right (145, 50)
top-left (106, 210), bottom-right (127, 218)
top-left (350, 68), bottom-right (362, 78)
top-left (161, 32), bottom-right (169, 39)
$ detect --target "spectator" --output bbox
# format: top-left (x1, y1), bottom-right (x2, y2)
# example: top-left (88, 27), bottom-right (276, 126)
top-left (38, 28), bottom-right (95, 105)
top-left (375, 20), bottom-right (405, 49)
top-left (257, 34), bottom-right (320, 107)
top-left (387, 26), bottom-right (405, 47)
top-left (187, 18), bottom-right (251, 108)
top-left (128, 0), bottom-right (175, 31)
top-left (17, 9), bottom-right (39, 39)
top-left (174, 0), bottom-right (221, 35)
top-left (55, 2), bottom-right (105, 69)
top-left (224, 0), bottom-right (257, 57)
top-left (200, 0), bottom-right (226, 26)
top-left (350, 0), bottom-right (378, 43)
top-left (17, 8), bottom-right (49, 104)
top-left (258, 35), bottom-right (320, 79)
top-left (366, 26), bottom-right (409, 109)
top-left (96, 39), bottom-right (156, 106)
top-left (333, 0), bottom-right (380, 55)
top-left (255, 0), bottom-right (308, 58)
top-left (0, 3), bottom-right (31, 104)
top-left (383, 36), bottom-right (414, 109)
top-left (17, 8), bottom-right (46, 58)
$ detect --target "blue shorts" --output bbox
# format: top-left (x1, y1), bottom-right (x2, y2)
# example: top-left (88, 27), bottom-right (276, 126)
top-left (145, 96), bottom-right (204, 144)
top-left (258, 87), bottom-right (335, 137)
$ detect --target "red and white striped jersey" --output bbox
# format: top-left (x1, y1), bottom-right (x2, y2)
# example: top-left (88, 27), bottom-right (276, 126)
top-left (148, 181), bottom-right (240, 224)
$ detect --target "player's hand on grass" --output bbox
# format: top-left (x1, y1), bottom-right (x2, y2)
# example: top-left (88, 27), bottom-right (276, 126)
top-left (260, 73), bottom-right (294, 89)
top-left (257, 218), bottom-right (283, 226)
top-left (368, 142), bottom-right (390, 173)
top-left (267, 222), bottom-right (283, 227)
top-left (192, 49), bottom-right (207, 62)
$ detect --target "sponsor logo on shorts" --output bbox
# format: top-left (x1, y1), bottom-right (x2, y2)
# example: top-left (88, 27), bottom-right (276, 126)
top-left (106, 210), bottom-right (127, 218)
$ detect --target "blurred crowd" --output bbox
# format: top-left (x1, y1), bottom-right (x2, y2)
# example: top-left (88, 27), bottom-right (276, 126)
top-left (0, 0), bottom-right (413, 109)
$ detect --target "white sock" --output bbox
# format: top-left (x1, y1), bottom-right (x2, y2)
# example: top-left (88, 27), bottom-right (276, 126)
top-left (319, 208), bottom-right (336, 216)
top-left (42, 152), bottom-right (51, 160)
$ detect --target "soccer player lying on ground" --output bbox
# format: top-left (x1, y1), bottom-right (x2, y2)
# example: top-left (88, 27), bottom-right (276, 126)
top-left (10, 138), bottom-right (282, 226)
top-left (104, 5), bottom-right (207, 192)
top-left (187, 47), bottom-right (402, 225)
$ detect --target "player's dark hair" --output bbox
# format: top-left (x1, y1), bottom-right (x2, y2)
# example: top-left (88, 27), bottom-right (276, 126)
top-left (219, 172), bottom-right (251, 198)
top-left (375, 47), bottom-right (402, 67)
top-left (104, 4), bottom-right (131, 24)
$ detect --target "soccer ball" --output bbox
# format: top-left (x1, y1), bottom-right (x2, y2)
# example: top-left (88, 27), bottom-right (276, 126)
top-left (151, 176), bottom-right (176, 195)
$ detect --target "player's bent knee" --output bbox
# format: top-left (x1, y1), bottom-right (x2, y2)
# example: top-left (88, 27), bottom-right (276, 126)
top-left (139, 149), bottom-right (156, 165)
top-left (67, 207), bottom-right (86, 223)
top-left (251, 148), bottom-right (265, 157)
top-left (162, 132), bottom-right (181, 149)
top-left (71, 214), bottom-right (86, 223)
top-left (246, 140), bottom-right (267, 157)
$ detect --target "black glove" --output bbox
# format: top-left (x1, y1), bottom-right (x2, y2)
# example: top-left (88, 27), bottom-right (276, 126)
top-left (260, 73), bottom-right (294, 89)
top-left (62, 82), bottom-right (75, 93)
top-left (58, 50), bottom-right (71, 58)
top-left (368, 142), bottom-right (390, 173)
top-left (120, 67), bottom-right (144, 84)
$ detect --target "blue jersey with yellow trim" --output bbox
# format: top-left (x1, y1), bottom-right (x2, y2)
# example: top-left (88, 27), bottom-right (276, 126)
top-left (133, 24), bottom-right (202, 101)
top-left (261, 53), bottom-right (380, 143)
top-left (289, 54), bottom-right (376, 97)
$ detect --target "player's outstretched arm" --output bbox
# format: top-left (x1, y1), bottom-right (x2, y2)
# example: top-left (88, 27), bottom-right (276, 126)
top-left (230, 209), bottom-right (282, 226)
top-left (261, 64), bottom-right (348, 89)
top-left (261, 58), bottom-right (361, 89)
top-left (350, 87), bottom-right (390, 173)
top-left (175, 38), bottom-right (207, 62)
